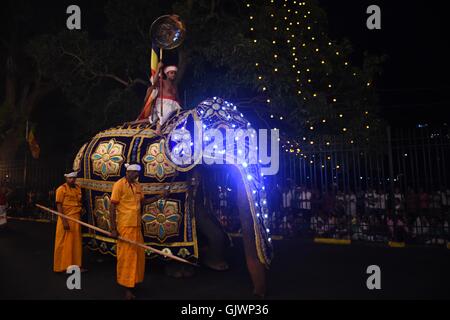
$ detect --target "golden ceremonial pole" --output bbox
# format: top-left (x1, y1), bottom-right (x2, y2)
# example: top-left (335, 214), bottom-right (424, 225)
top-left (36, 204), bottom-right (196, 266)
top-left (159, 48), bottom-right (164, 117)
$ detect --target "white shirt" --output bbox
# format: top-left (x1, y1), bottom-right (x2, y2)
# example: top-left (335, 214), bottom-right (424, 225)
top-left (299, 191), bottom-right (312, 210)
top-left (282, 191), bottom-right (292, 209)
top-left (345, 194), bottom-right (357, 215)
top-left (379, 193), bottom-right (387, 210)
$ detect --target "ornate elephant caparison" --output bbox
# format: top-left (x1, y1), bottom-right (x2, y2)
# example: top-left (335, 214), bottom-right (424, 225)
top-left (73, 97), bottom-right (273, 296)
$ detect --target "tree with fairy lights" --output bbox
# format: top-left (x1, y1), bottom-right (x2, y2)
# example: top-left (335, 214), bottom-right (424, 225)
top-left (239, 0), bottom-right (386, 151)
top-left (15, 0), bottom-right (384, 160)
top-left (173, 0), bottom-right (385, 151)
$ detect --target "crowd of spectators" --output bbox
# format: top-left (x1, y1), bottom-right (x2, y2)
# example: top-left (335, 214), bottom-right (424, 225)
top-left (3, 178), bottom-right (450, 246)
top-left (214, 180), bottom-right (450, 246)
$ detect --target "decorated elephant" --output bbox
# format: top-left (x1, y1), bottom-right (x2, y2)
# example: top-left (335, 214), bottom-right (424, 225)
top-left (72, 97), bottom-right (273, 296)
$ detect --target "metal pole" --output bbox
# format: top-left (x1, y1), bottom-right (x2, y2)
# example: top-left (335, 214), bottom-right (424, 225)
top-left (387, 126), bottom-right (395, 211)
top-left (23, 120), bottom-right (29, 187)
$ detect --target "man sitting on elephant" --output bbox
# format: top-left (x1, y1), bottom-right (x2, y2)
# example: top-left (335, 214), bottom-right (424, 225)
top-left (136, 62), bottom-right (182, 134)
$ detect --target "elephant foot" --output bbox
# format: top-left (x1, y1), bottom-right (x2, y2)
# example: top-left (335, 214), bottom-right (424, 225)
top-left (165, 263), bottom-right (184, 278)
top-left (165, 263), bottom-right (195, 278)
top-left (181, 265), bottom-right (195, 277)
top-left (202, 257), bottom-right (229, 271)
top-left (253, 289), bottom-right (266, 299)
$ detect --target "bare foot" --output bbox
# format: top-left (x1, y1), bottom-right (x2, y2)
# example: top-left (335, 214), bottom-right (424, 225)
top-left (124, 289), bottom-right (136, 300)
top-left (253, 290), bottom-right (266, 299)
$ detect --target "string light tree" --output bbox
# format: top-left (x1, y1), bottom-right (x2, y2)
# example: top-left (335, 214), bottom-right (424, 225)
top-left (244, 0), bottom-right (384, 157)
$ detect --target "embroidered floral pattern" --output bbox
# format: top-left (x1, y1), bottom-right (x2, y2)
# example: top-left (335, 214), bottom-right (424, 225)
top-left (91, 139), bottom-right (125, 180)
top-left (142, 139), bottom-right (175, 181)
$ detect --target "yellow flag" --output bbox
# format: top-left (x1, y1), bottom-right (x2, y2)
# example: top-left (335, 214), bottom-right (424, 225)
top-left (28, 128), bottom-right (40, 159)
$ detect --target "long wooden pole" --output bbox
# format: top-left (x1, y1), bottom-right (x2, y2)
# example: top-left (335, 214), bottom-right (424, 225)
top-left (35, 204), bottom-right (196, 266)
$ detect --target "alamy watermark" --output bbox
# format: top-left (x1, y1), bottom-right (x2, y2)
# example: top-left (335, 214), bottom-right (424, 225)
top-left (367, 5), bottom-right (381, 30)
top-left (66, 5), bottom-right (81, 30)
top-left (366, 265), bottom-right (381, 290)
top-left (66, 265), bottom-right (81, 290)
top-left (169, 121), bottom-right (280, 176)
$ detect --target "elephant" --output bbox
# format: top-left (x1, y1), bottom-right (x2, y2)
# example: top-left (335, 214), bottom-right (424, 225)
top-left (72, 97), bottom-right (273, 296)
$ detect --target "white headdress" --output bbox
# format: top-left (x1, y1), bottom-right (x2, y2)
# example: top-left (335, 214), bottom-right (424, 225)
top-left (164, 65), bottom-right (178, 75)
top-left (64, 172), bottom-right (78, 178)
top-left (124, 163), bottom-right (141, 171)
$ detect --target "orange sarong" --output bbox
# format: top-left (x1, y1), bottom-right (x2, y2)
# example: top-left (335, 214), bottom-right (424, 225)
top-left (116, 226), bottom-right (145, 288)
top-left (53, 183), bottom-right (83, 272)
top-left (53, 214), bottom-right (82, 272)
top-left (111, 178), bottom-right (146, 288)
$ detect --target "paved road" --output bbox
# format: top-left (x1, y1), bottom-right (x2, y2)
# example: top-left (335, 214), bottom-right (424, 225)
top-left (1, 220), bottom-right (449, 300)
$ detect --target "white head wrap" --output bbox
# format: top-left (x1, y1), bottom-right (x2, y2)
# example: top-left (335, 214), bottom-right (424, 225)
top-left (164, 65), bottom-right (178, 75)
top-left (125, 163), bottom-right (141, 171)
top-left (64, 172), bottom-right (78, 178)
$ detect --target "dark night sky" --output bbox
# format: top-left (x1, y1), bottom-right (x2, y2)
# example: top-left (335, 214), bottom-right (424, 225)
top-left (3, 0), bottom-right (450, 128)
top-left (319, 0), bottom-right (450, 125)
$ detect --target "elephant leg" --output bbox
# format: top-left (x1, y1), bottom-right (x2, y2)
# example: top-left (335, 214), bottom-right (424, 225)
top-left (195, 188), bottom-right (229, 271)
top-left (236, 175), bottom-right (267, 297)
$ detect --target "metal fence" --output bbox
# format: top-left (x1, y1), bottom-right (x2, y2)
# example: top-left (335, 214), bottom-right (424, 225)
top-left (0, 159), bottom-right (68, 191)
top-left (276, 126), bottom-right (450, 194)
top-left (3, 125), bottom-right (450, 246)
top-left (212, 125), bottom-right (450, 246)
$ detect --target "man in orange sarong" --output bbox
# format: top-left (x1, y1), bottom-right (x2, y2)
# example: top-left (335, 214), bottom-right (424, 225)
top-left (53, 171), bottom-right (86, 273)
top-left (109, 163), bottom-right (165, 300)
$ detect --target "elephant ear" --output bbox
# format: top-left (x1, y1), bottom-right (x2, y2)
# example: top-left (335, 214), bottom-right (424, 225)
top-left (164, 110), bottom-right (203, 172)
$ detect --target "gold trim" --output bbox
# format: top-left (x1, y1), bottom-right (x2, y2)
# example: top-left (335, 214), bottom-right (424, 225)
top-left (314, 238), bottom-right (351, 245)
top-left (237, 165), bottom-right (267, 266)
top-left (77, 178), bottom-right (189, 194)
top-left (94, 129), bottom-right (157, 139)
top-left (126, 137), bottom-right (136, 164)
top-left (137, 137), bottom-right (144, 164)
top-left (82, 233), bottom-right (196, 248)
top-left (388, 241), bottom-right (406, 248)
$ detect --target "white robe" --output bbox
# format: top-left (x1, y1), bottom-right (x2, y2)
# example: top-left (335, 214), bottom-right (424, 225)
top-left (151, 97), bottom-right (181, 126)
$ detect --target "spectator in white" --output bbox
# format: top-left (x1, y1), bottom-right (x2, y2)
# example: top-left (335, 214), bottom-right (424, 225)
top-left (345, 191), bottom-right (357, 217)
top-left (299, 186), bottom-right (312, 215)
top-left (378, 189), bottom-right (388, 215)
top-left (0, 185), bottom-right (9, 228)
top-left (430, 191), bottom-right (441, 214)
top-left (364, 189), bottom-right (376, 215)
top-left (438, 189), bottom-right (448, 210)
top-left (336, 191), bottom-right (345, 205)
top-left (364, 190), bottom-right (371, 213)
top-left (310, 213), bottom-right (324, 236)
top-left (394, 188), bottom-right (404, 213)
top-left (372, 189), bottom-right (381, 214)
top-left (282, 185), bottom-right (293, 209)
top-left (281, 183), bottom-right (293, 233)
top-left (218, 186), bottom-right (228, 225)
